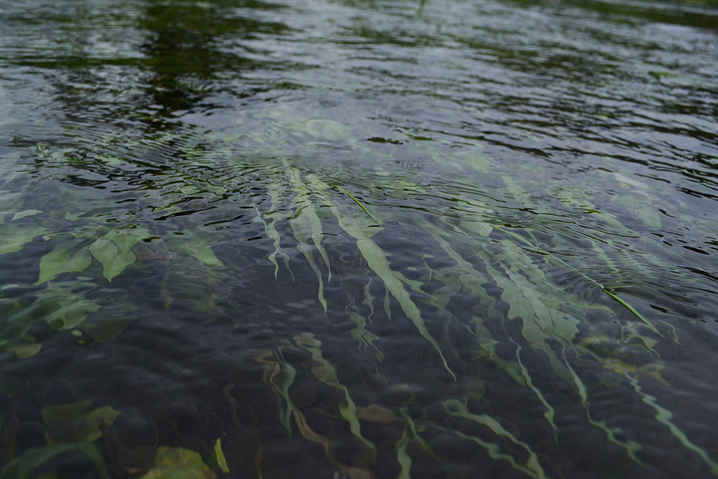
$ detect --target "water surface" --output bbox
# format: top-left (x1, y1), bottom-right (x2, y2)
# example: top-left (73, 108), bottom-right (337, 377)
top-left (1, 0), bottom-right (718, 477)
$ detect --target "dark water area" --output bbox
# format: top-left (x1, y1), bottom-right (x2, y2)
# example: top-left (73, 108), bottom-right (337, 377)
top-left (1, 0), bottom-right (718, 477)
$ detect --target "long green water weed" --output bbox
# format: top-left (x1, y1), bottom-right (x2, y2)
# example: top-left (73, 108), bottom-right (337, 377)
top-left (295, 333), bottom-right (377, 462)
top-left (335, 185), bottom-right (380, 223)
top-left (310, 175), bottom-right (456, 380)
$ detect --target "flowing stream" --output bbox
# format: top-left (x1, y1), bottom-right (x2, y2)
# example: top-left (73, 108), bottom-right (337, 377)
top-left (1, 0), bottom-right (718, 477)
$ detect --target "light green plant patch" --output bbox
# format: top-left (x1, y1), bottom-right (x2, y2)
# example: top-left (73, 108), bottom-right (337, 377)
top-left (89, 226), bottom-right (151, 281)
top-left (140, 446), bottom-right (216, 479)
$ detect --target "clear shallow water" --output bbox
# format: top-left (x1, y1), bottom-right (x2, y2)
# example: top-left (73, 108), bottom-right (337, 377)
top-left (1, 0), bottom-right (717, 477)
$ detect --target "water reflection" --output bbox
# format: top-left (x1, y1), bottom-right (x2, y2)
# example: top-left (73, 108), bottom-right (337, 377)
top-left (140, 0), bottom-right (290, 119)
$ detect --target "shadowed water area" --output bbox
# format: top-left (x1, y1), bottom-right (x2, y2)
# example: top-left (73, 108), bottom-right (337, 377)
top-left (1, 0), bottom-right (718, 477)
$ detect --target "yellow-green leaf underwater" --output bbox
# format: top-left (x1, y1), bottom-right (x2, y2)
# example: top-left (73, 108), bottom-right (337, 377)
top-left (213, 438), bottom-right (230, 474)
top-left (140, 447), bottom-right (216, 479)
top-left (9, 342), bottom-right (42, 360)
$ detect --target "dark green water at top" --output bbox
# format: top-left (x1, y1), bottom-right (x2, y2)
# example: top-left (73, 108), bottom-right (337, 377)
top-left (1, 0), bottom-right (717, 477)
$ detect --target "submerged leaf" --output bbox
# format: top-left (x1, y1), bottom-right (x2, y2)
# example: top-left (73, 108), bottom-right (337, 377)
top-left (42, 401), bottom-right (119, 444)
top-left (90, 227), bottom-right (151, 281)
top-left (46, 297), bottom-right (101, 331)
top-left (140, 447), bottom-right (216, 479)
top-left (1, 442), bottom-right (107, 479)
top-left (160, 254), bottom-right (221, 311)
top-left (36, 243), bottom-right (93, 284)
top-left (82, 300), bottom-right (137, 343)
top-left (11, 209), bottom-right (43, 221)
top-left (0, 224), bottom-right (45, 256)
top-left (181, 234), bottom-right (224, 267)
top-left (40, 281), bottom-right (101, 330)
top-left (10, 342), bottom-right (42, 359)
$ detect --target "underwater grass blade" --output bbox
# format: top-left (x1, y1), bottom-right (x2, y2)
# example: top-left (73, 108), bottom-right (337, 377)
top-left (285, 167), bottom-right (334, 310)
top-left (289, 167), bottom-right (332, 281)
top-left (384, 288), bottom-right (391, 320)
top-left (432, 425), bottom-right (543, 479)
top-left (398, 401), bottom-right (434, 454)
top-left (252, 208), bottom-right (280, 278)
top-left (291, 404), bottom-right (374, 479)
top-left (548, 244), bottom-right (659, 335)
top-left (430, 216), bottom-right (572, 406)
top-left (362, 279), bottom-right (376, 322)
top-left (287, 183), bottom-right (329, 313)
top-left (349, 310), bottom-right (383, 361)
top-left (473, 245), bottom-right (579, 390)
top-left (438, 400), bottom-right (547, 479)
top-left (335, 185), bottom-right (380, 223)
top-left (295, 333), bottom-right (377, 461)
top-left (467, 317), bottom-right (526, 386)
top-left (254, 350), bottom-right (295, 436)
top-left (213, 438), bottom-right (230, 474)
top-left (334, 210), bottom-right (455, 380)
top-left (296, 241), bottom-right (328, 313)
top-left (603, 289), bottom-right (656, 331)
top-left (496, 221), bottom-right (660, 335)
top-left (489, 171), bottom-right (662, 334)
top-left (276, 345), bottom-right (297, 435)
top-left (340, 276), bottom-right (384, 360)
top-left (310, 176), bottom-right (455, 380)
top-left (561, 351), bottom-right (644, 463)
top-left (395, 430), bottom-right (412, 479)
top-left (260, 180), bottom-right (294, 280)
top-left (624, 370), bottom-right (718, 475)
top-left (513, 340), bottom-right (558, 436)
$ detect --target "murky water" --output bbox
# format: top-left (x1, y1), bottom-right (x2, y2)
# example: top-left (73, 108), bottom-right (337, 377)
top-left (1, 0), bottom-right (718, 477)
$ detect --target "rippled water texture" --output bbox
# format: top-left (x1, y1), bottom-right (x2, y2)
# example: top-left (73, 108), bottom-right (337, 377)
top-left (1, 0), bottom-right (718, 477)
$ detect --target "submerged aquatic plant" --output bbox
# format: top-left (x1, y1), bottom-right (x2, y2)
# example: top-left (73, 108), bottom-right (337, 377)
top-left (0, 115), bottom-right (715, 478)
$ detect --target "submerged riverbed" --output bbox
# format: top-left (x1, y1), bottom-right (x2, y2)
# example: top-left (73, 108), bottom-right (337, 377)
top-left (1, 0), bottom-right (718, 477)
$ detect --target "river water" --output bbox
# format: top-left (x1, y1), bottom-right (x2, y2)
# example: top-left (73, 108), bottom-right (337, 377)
top-left (1, 0), bottom-right (717, 477)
